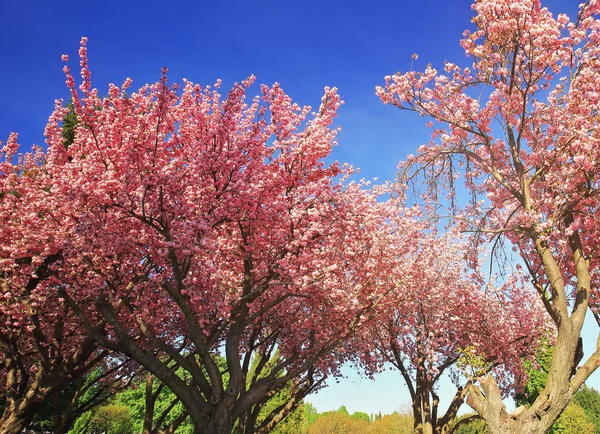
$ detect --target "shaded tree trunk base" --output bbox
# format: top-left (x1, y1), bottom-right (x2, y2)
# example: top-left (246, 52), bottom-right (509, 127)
top-left (0, 413), bottom-right (30, 434)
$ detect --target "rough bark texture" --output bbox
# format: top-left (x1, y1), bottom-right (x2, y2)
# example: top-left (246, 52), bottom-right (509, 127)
top-left (0, 408), bottom-right (39, 434)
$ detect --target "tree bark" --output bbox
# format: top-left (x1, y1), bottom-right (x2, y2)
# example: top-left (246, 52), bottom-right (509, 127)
top-left (466, 370), bottom-right (575, 434)
top-left (143, 374), bottom-right (156, 434)
top-left (0, 407), bottom-right (38, 434)
top-left (203, 398), bottom-right (236, 434)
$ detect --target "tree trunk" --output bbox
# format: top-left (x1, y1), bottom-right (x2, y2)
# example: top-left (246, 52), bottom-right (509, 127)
top-left (420, 387), bottom-right (433, 434)
top-left (143, 374), bottom-right (156, 434)
top-left (413, 393), bottom-right (423, 434)
top-left (466, 219), bottom-right (594, 434)
top-left (201, 398), bottom-right (236, 434)
top-left (476, 415), bottom-right (552, 434)
top-left (203, 412), bottom-right (234, 434)
top-left (0, 411), bottom-right (32, 434)
top-left (413, 356), bottom-right (434, 434)
top-left (436, 420), bottom-right (459, 434)
top-left (413, 405), bottom-right (435, 434)
top-left (52, 392), bottom-right (77, 434)
top-left (0, 389), bottom-right (44, 434)
top-left (467, 371), bottom-right (575, 434)
top-left (422, 422), bottom-right (434, 434)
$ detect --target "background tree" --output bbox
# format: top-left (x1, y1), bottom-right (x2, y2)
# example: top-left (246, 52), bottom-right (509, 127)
top-left (369, 411), bottom-right (414, 434)
top-left (452, 414), bottom-right (488, 434)
top-left (548, 404), bottom-right (594, 434)
top-left (350, 411), bottom-right (370, 422)
top-left (368, 225), bottom-right (548, 434)
top-left (88, 403), bottom-right (135, 434)
top-left (514, 340), bottom-right (554, 408)
top-left (307, 407), bottom-right (370, 434)
top-left (377, 0), bottom-right (600, 431)
top-left (304, 406), bottom-right (415, 434)
top-left (572, 385), bottom-right (600, 433)
top-left (303, 403), bottom-right (320, 432)
top-left (26, 358), bottom-right (138, 434)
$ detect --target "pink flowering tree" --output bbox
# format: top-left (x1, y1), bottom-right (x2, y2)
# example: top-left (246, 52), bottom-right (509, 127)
top-left (368, 223), bottom-right (549, 434)
top-left (377, 0), bottom-right (600, 432)
top-left (30, 39), bottom-right (402, 434)
top-left (0, 133), bottom-right (112, 434)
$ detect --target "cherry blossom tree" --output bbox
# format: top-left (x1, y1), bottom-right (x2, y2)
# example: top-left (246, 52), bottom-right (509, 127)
top-left (0, 133), bottom-right (111, 434)
top-left (377, 0), bottom-right (600, 432)
top-left (22, 39), bottom-right (406, 434)
top-left (368, 224), bottom-right (548, 434)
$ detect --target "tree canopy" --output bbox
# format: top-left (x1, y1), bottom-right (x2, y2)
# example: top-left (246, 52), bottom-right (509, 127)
top-left (2, 0), bottom-right (600, 433)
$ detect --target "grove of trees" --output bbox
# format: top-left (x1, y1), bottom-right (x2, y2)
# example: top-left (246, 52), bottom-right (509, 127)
top-left (2, 0), bottom-right (600, 433)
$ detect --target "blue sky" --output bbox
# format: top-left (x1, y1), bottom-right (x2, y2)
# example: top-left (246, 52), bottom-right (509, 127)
top-left (2, 0), bottom-right (597, 417)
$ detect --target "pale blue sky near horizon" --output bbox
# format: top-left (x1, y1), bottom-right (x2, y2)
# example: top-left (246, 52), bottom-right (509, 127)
top-left (1, 0), bottom-right (598, 418)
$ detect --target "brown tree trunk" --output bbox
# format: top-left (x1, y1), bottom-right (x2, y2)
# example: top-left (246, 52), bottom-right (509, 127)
top-left (413, 395), bottom-right (435, 434)
top-left (467, 372), bottom-right (574, 434)
top-left (0, 411), bottom-right (33, 434)
top-left (413, 354), bottom-right (435, 434)
top-left (413, 392), bottom-right (423, 434)
top-left (203, 399), bottom-right (236, 434)
top-left (52, 392), bottom-right (77, 434)
top-left (0, 377), bottom-right (45, 434)
top-left (420, 386), bottom-right (433, 434)
top-left (434, 420), bottom-right (455, 434)
top-left (143, 374), bottom-right (156, 434)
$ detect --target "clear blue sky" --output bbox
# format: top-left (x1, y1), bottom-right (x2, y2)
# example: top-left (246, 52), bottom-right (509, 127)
top-left (1, 0), bottom-right (596, 417)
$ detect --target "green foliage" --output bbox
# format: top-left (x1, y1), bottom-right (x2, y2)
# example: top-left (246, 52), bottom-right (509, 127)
top-left (114, 378), bottom-right (193, 434)
top-left (108, 386), bottom-right (146, 432)
top-left (255, 386), bottom-right (305, 434)
top-left (304, 402), bottom-right (319, 428)
top-left (68, 411), bottom-right (92, 434)
top-left (89, 404), bottom-right (134, 434)
top-left (246, 351), bottom-right (306, 433)
top-left (452, 414), bottom-right (489, 434)
top-left (572, 385), bottom-right (600, 433)
top-left (69, 369), bottom-right (193, 434)
top-left (456, 346), bottom-right (493, 380)
top-left (515, 341), bottom-right (554, 407)
top-left (549, 404), bottom-right (595, 434)
top-left (351, 411), bottom-right (370, 422)
top-left (337, 405), bottom-right (349, 415)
